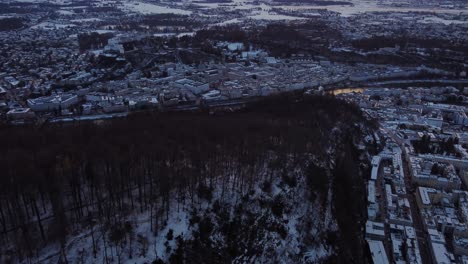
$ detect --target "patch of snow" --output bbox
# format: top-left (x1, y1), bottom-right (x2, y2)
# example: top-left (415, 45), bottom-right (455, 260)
top-left (122, 2), bottom-right (192, 15)
top-left (304, 243), bottom-right (333, 262)
top-left (71, 18), bottom-right (103, 23)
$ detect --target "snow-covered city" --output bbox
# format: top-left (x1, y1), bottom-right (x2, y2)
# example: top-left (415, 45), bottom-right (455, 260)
top-left (0, 0), bottom-right (467, 263)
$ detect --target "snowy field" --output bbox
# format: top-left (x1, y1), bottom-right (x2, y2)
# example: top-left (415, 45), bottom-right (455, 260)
top-left (115, 0), bottom-right (468, 23)
top-left (8, 0), bottom-right (468, 17)
top-left (189, 0), bottom-right (468, 17)
top-left (122, 2), bottom-right (192, 15)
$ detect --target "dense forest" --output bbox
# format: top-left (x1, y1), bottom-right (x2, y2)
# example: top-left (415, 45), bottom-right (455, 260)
top-left (0, 18), bottom-right (25, 31)
top-left (351, 36), bottom-right (468, 53)
top-left (192, 24), bottom-right (466, 69)
top-left (78, 32), bottom-right (114, 51)
top-left (193, 23), bottom-right (338, 58)
top-left (0, 94), bottom-right (374, 263)
top-left (0, 2), bottom-right (58, 14)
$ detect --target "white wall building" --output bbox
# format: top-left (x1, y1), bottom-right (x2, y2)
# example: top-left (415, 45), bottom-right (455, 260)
top-left (28, 94), bottom-right (79, 112)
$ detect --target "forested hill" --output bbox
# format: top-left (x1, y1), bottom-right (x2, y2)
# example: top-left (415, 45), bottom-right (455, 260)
top-left (0, 94), bottom-right (375, 264)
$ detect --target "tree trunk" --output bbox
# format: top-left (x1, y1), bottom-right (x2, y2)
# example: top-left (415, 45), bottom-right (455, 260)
top-left (32, 197), bottom-right (45, 242)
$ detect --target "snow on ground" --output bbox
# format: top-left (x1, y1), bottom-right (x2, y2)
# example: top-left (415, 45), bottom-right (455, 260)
top-left (153, 210), bottom-right (190, 260)
top-left (215, 18), bottom-right (241, 26)
top-left (304, 243), bottom-right (332, 262)
top-left (30, 202), bottom-right (192, 264)
top-left (193, 0), bottom-right (468, 17)
top-left (248, 12), bottom-right (306, 21)
top-left (417, 16), bottom-right (468, 25)
top-left (8, 0), bottom-right (468, 17)
top-left (16, 155), bottom-right (339, 263)
top-left (57, 10), bottom-right (74, 15)
top-left (177, 32), bottom-right (195, 37)
top-left (31, 22), bottom-right (76, 30)
top-left (153, 33), bottom-right (177, 37)
top-left (135, 0), bottom-right (468, 26)
top-left (152, 32), bottom-right (195, 37)
top-left (71, 18), bottom-right (103, 23)
top-left (275, 0), bottom-right (468, 17)
top-left (12, 0), bottom-right (71, 3)
top-left (122, 1), bottom-right (192, 15)
top-left (93, 29), bottom-right (116, 34)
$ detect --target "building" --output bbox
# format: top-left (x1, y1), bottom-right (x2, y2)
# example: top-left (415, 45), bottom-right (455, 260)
top-left (387, 197), bottom-right (413, 226)
top-left (6, 108), bottom-right (35, 120)
top-left (100, 101), bottom-right (127, 113)
top-left (424, 114), bottom-right (444, 129)
top-left (368, 181), bottom-right (379, 220)
top-left (4, 76), bottom-right (19, 88)
top-left (410, 156), bottom-right (461, 191)
top-left (416, 186), bottom-right (436, 210)
top-left (389, 225), bottom-right (421, 264)
top-left (173, 78), bottom-right (209, 95)
top-left (427, 229), bottom-right (454, 264)
top-left (367, 239), bottom-right (390, 264)
top-left (27, 94), bottom-right (79, 112)
top-left (453, 236), bottom-right (468, 256)
top-left (371, 155), bottom-right (381, 181)
top-left (202, 90), bottom-right (221, 101)
top-left (454, 111), bottom-right (468, 126)
top-left (81, 103), bottom-right (92, 115)
top-left (366, 220), bottom-right (386, 240)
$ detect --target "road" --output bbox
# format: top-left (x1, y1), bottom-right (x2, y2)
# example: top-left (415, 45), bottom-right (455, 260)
top-left (382, 126), bottom-right (433, 264)
top-left (366, 78), bottom-right (468, 87)
top-left (402, 156), bottom-right (433, 264)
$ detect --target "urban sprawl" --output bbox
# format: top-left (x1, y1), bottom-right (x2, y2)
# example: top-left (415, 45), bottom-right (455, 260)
top-left (0, 0), bottom-right (468, 262)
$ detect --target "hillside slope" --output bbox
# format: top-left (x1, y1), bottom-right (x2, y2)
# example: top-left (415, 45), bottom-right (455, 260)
top-left (0, 94), bottom-right (375, 263)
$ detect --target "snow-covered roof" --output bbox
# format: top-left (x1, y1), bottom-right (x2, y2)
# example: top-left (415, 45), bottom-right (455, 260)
top-left (367, 239), bottom-right (389, 264)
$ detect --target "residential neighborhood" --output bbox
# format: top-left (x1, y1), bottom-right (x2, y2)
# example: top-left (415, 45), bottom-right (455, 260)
top-left (338, 85), bottom-right (468, 263)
